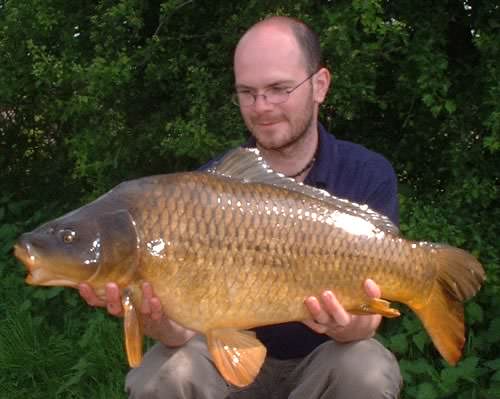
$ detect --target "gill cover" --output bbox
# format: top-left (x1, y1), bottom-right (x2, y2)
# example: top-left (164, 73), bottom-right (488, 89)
top-left (92, 209), bottom-right (144, 368)
top-left (89, 209), bottom-right (140, 286)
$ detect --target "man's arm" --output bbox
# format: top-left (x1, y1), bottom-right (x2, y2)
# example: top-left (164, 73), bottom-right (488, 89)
top-left (79, 282), bottom-right (196, 347)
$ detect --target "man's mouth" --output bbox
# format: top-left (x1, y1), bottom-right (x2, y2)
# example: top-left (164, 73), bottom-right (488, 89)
top-left (257, 120), bottom-right (281, 127)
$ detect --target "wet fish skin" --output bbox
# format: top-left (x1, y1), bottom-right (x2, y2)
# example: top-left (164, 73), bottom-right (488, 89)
top-left (134, 173), bottom-right (406, 328)
top-left (13, 148), bottom-right (485, 387)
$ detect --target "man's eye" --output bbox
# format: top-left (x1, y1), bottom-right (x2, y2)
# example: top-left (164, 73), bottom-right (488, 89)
top-left (267, 87), bottom-right (288, 95)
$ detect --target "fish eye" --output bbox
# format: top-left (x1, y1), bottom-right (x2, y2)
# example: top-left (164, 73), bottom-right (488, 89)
top-left (61, 229), bottom-right (76, 244)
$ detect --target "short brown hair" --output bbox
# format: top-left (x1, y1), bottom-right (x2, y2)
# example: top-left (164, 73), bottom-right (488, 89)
top-left (256, 16), bottom-right (323, 74)
top-left (286, 17), bottom-right (323, 73)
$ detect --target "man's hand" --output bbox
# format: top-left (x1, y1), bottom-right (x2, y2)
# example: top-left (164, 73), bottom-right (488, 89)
top-left (78, 282), bottom-right (195, 347)
top-left (303, 279), bottom-right (382, 342)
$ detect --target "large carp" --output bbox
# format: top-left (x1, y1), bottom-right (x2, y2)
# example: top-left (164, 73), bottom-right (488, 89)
top-left (14, 148), bottom-right (485, 387)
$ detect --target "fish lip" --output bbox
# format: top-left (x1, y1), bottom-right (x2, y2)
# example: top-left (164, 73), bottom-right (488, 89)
top-left (14, 242), bottom-right (35, 270)
top-left (14, 241), bottom-right (78, 287)
top-left (14, 241), bottom-right (39, 283)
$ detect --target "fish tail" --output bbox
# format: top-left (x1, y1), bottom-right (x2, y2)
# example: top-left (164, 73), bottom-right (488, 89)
top-left (410, 245), bottom-right (484, 365)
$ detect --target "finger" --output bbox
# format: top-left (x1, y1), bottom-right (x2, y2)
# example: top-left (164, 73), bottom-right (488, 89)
top-left (304, 296), bottom-right (331, 325)
top-left (302, 319), bottom-right (328, 334)
top-left (141, 282), bottom-right (153, 315)
top-left (105, 283), bottom-right (123, 316)
top-left (321, 291), bottom-right (350, 327)
top-left (141, 282), bottom-right (163, 320)
top-left (149, 297), bottom-right (163, 321)
top-left (78, 283), bottom-right (106, 307)
top-left (364, 279), bottom-right (381, 298)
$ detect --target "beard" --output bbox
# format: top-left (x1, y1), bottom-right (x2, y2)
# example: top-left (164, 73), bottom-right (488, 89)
top-left (246, 91), bottom-right (316, 152)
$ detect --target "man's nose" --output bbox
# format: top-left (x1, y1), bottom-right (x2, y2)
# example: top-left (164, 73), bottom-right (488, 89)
top-left (253, 94), bottom-right (274, 112)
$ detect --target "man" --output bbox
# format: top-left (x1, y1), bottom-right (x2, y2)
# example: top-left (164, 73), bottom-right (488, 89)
top-left (80, 16), bottom-right (402, 398)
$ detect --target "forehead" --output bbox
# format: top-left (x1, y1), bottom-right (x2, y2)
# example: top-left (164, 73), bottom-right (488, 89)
top-left (234, 25), bottom-right (307, 87)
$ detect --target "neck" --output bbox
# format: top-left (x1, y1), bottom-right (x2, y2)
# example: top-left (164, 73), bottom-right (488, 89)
top-left (256, 125), bottom-right (319, 182)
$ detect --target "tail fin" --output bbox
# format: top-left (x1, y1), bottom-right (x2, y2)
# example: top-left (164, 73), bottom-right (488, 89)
top-left (410, 245), bottom-right (485, 365)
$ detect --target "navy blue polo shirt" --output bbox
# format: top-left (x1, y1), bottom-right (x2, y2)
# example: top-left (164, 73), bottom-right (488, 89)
top-left (203, 123), bottom-right (399, 359)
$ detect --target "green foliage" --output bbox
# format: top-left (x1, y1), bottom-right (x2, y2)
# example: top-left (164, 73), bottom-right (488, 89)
top-left (377, 180), bottom-right (499, 398)
top-left (0, 196), bottom-right (129, 398)
top-left (1, 0), bottom-right (499, 397)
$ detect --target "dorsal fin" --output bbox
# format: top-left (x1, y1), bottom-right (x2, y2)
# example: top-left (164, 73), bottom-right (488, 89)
top-left (208, 147), bottom-right (399, 236)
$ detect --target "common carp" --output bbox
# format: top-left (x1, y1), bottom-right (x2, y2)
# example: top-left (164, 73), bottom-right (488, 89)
top-left (14, 147), bottom-right (485, 387)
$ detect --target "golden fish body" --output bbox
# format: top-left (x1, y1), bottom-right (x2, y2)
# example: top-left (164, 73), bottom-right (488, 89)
top-left (133, 173), bottom-right (426, 330)
top-left (14, 148), bottom-right (485, 387)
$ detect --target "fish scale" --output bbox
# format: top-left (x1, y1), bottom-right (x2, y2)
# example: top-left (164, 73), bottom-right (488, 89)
top-left (14, 147), bottom-right (485, 388)
top-left (135, 174), bottom-right (400, 326)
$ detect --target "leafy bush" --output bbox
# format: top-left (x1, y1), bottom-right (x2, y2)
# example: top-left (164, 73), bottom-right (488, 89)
top-left (1, 1), bottom-right (498, 398)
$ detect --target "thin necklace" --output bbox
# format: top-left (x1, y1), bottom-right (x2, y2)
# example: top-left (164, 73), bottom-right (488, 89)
top-left (287, 153), bottom-right (316, 178)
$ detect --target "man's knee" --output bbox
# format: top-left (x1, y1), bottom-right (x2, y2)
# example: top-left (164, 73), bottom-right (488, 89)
top-left (128, 351), bottom-right (197, 398)
top-left (335, 339), bottom-right (401, 394)
top-left (126, 339), bottom-right (224, 399)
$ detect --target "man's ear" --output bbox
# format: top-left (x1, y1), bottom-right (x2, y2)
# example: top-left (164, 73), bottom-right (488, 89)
top-left (313, 67), bottom-right (331, 104)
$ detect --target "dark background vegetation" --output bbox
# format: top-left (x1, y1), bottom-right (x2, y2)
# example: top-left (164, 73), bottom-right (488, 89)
top-left (1, 1), bottom-right (499, 398)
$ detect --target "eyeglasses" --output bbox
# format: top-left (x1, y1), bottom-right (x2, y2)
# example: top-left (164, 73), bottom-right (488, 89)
top-left (231, 71), bottom-right (317, 107)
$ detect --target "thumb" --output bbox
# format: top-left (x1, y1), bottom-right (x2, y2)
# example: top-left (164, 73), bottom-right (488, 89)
top-left (364, 278), bottom-right (381, 298)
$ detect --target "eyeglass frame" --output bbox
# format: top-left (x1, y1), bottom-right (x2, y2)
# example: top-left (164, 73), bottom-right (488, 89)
top-left (231, 70), bottom-right (318, 107)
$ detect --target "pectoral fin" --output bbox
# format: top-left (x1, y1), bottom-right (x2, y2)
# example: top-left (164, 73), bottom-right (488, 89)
top-left (122, 287), bottom-right (143, 367)
top-left (206, 328), bottom-right (267, 387)
top-left (352, 298), bottom-right (400, 318)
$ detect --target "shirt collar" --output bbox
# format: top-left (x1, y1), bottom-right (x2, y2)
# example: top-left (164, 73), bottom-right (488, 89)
top-left (243, 123), bottom-right (337, 188)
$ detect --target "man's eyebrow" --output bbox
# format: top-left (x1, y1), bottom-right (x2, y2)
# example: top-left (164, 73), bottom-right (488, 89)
top-left (235, 79), bottom-right (296, 90)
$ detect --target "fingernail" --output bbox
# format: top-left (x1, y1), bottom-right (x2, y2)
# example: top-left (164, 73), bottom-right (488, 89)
top-left (322, 291), bottom-right (333, 301)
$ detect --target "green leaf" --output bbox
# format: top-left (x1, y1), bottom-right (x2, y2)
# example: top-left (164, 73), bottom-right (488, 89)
top-left (0, 223), bottom-right (18, 241)
top-left (441, 366), bottom-right (461, 387)
top-left (460, 356), bottom-right (479, 374)
top-left (389, 333), bottom-right (408, 355)
top-left (31, 287), bottom-right (63, 301)
top-left (466, 302), bottom-right (484, 324)
top-left (484, 385), bottom-right (500, 399)
top-left (492, 370), bottom-right (500, 382)
top-left (402, 314), bottom-right (421, 334)
top-left (7, 200), bottom-right (32, 217)
top-left (486, 318), bottom-right (500, 343)
top-left (416, 382), bottom-right (438, 399)
top-left (400, 358), bottom-right (434, 376)
top-left (444, 100), bottom-right (456, 114)
top-left (412, 331), bottom-right (428, 352)
top-left (485, 359), bottom-right (500, 370)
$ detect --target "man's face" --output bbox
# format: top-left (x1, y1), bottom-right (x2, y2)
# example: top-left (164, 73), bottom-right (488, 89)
top-left (234, 26), bottom-right (316, 151)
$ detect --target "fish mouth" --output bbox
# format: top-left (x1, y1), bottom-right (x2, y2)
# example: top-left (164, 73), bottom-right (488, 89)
top-left (13, 242), bottom-right (78, 287)
top-left (14, 242), bottom-right (44, 284)
top-left (14, 242), bottom-right (35, 270)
